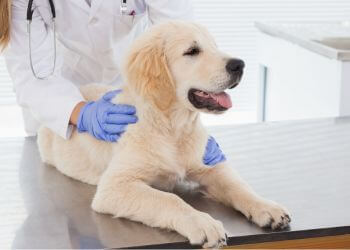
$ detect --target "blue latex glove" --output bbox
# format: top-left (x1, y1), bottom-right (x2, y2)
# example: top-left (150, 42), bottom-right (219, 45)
top-left (77, 90), bottom-right (137, 142)
top-left (203, 136), bottom-right (226, 166)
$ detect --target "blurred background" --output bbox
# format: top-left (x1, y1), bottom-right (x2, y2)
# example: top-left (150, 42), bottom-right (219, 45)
top-left (1, 0), bottom-right (350, 137)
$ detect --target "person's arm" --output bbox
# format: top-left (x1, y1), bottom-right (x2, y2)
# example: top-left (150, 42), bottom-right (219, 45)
top-left (69, 102), bottom-right (86, 126)
top-left (145, 0), bottom-right (194, 24)
top-left (4, 0), bottom-right (85, 139)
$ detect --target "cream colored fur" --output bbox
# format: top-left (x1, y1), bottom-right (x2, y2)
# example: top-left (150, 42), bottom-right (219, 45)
top-left (37, 21), bottom-right (290, 248)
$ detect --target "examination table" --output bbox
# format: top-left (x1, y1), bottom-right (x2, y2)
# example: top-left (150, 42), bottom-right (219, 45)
top-left (1, 117), bottom-right (350, 248)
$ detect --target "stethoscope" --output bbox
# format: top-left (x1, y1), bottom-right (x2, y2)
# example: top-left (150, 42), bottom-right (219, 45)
top-left (26, 0), bottom-right (129, 80)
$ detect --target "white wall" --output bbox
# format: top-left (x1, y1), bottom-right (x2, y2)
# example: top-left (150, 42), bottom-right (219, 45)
top-left (340, 62), bottom-right (350, 116)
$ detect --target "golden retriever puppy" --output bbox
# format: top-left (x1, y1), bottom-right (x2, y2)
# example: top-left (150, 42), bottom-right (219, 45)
top-left (37, 21), bottom-right (290, 248)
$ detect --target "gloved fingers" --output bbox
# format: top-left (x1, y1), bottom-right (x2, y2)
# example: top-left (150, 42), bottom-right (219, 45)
top-left (203, 136), bottom-right (226, 166)
top-left (104, 133), bottom-right (121, 143)
top-left (102, 90), bottom-right (122, 101)
top-left (106, 114), bottom-right (138, 124)
top-left (207, 154), bottom-right (226, 166)
top-left (205, 136), bottom-right (218, 155)
top-left (210, 144), bottom-right (222, 156)
top-left (102, 124), bottom-right (127, 134)
top-left (107, 104), bottom-right (137, 115)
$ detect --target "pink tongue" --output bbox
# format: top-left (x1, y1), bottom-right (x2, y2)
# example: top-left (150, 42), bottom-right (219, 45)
top-left (209, 92), bottom-right (232, 109)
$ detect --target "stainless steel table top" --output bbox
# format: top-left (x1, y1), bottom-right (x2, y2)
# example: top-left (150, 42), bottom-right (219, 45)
top-left (1, 117), bottom-right (350, 248)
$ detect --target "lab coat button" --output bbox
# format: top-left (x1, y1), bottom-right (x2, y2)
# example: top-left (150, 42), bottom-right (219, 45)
top-left (90, 17), bottom-right (98, 25)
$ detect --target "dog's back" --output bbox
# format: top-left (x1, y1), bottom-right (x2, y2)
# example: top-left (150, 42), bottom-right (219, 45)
top-left (37, 84), bottom-right (115, 184)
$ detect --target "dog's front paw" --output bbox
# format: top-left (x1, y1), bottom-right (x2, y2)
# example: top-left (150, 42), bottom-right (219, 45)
top-left (248, 199), bottom-right (291, 230)
top-left (176, 211), bottom-right (227, 248)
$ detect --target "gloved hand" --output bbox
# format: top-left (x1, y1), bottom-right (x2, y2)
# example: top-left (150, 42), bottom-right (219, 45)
top-left (203, 136), bottom-right (226, 166)
top-left (77, 90), bottom-right (137, 142)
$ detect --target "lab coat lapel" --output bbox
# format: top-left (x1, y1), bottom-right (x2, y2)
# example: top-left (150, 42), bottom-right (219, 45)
top-left (89, 0), bottom-right (104, 19)
top-left (69, 0), bottom-right (90, 13)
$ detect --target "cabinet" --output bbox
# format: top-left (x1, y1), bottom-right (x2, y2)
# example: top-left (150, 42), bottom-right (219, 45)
top-left (256, 22), bottom-right (350, 122)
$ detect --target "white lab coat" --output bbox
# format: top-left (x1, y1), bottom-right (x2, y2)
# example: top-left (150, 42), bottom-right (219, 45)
top-left (5, 0), bottom-right (193, 139)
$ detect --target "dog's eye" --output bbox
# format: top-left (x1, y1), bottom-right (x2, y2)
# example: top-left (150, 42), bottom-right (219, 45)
top-left (183, 46), bottom-right (201, 56)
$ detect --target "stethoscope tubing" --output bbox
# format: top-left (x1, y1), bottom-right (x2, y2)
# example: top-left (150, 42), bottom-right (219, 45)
top-left (27, 0), bottom-right (56, 80)
top-left (27, 18), bottom-right (57, 80)
top-left (26, 0), bottom-right (127, 80)
top-left (27, 0), bottom-right (56, 21)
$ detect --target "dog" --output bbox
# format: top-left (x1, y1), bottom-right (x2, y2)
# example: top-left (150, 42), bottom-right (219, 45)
top-left (37, 21), bottom-right (290, 248)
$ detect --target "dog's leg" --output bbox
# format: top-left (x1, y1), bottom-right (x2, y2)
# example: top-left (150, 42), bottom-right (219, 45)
top-left (91, 170), bottom-right (227, 248)
top-left (189, 164), bottom-right (291, 230)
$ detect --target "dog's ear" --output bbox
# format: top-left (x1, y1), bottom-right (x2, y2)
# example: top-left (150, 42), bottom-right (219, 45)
top-left (124, 34), bottom-right (175, 111)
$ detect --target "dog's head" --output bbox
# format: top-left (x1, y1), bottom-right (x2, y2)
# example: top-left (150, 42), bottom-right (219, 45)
top-left (124, 21), bottom-right (244, 114)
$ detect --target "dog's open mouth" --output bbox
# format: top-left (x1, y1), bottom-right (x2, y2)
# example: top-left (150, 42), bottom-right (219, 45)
top-left (188, 88), bottom-right (232, 111)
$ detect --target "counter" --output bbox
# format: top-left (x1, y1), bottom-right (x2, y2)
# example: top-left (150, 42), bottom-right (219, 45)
top-left (255, 22), bottom-right (350, 122)
top-left (1, 117), bottom-right (350, 248)
top-left (255, 21), bottom-right (350, 61)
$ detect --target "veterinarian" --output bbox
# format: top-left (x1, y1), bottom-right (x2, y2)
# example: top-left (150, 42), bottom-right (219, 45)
top-left (0, 0), bottom-right (225, 165)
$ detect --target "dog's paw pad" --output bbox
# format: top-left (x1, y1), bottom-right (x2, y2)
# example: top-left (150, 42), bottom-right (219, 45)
top-left (248, 199), bottom-right (291, 230)
top-left (179, 212), bottom-right (227, 248)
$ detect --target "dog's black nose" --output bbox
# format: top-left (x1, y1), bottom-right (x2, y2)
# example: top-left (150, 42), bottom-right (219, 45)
top-left (226, 59), bottom-right (245, 75)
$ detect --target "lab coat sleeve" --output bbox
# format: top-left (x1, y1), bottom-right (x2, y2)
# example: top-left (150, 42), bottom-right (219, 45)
top-left (4, 1), bottom-right (85, 139)
top-left (145, 0), bottom-right (194, 24)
